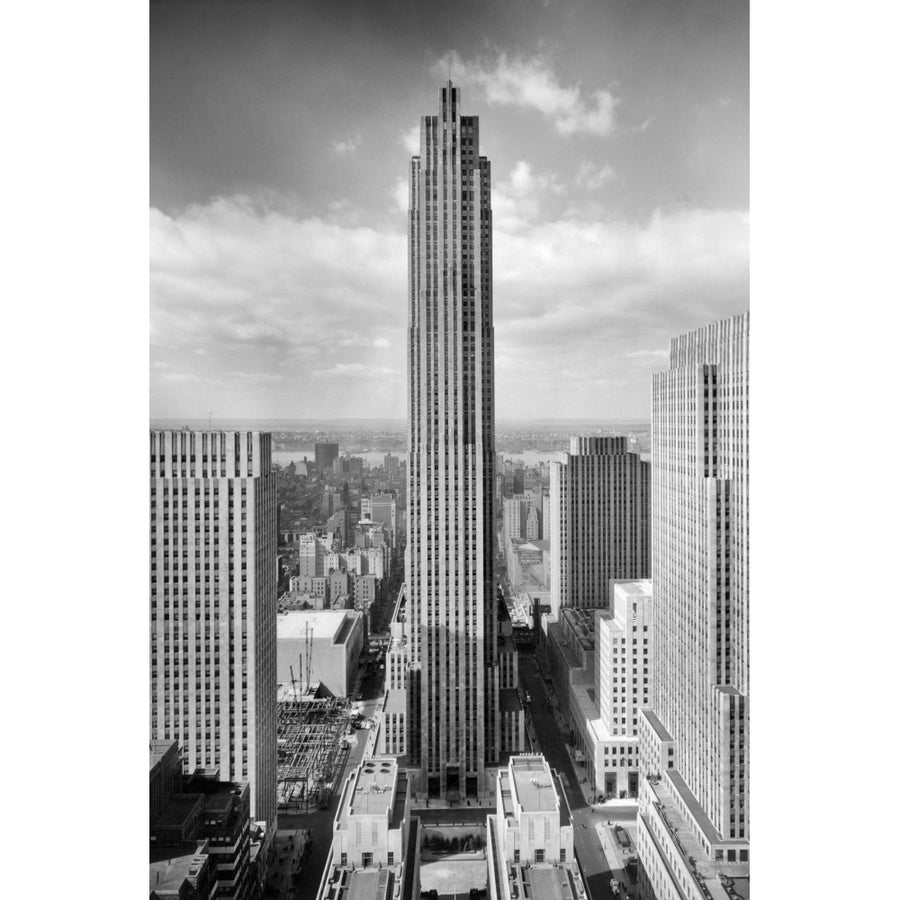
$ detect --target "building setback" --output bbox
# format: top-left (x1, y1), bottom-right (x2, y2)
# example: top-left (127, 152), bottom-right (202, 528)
top-left (550, 436), bottom-right (650, 617)
top-left (637, 312), bottom-right (749, 899)
top-left (406, 82), bottom-right (519, 798)
top-left (150, 430), bottom-right (278, 829)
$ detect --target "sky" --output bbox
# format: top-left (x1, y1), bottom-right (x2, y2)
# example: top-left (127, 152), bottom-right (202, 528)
top-left (150, 0), bottom-right (749, 421)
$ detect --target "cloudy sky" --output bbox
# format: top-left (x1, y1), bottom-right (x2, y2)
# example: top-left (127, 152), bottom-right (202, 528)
top-left (150, 0), bottom-right (748, 421)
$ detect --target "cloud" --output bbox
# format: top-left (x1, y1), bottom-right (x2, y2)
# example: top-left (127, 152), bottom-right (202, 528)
top-left (151, 193), bottom-right (748, 421)
top-left (392, 177), bottom-right (408, 213)
top-left (489, 206), bottom-right (749, 417)
top-left (150, 195), bottom-right (405, 418)
top-left (435, 50), bottom-right (618, 137)
top-left (401, 125), bottom-right (419, 154)
top-left (331, 133), bottom-right (361, 155)
top-left (576, 161), bottom-right (615, 191)
top-left (493, 160), bottom-right (564, 232)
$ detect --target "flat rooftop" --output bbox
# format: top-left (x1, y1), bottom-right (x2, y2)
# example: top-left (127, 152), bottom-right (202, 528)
top-left (510, 756), bottom-right (557, 813)
top-left (150, 738), bottom-right (178, 769)
top-left (349, 758), bottom-right (397, 818)
top-left (347, 868), bottom-right (392, 900)
top-left (149, 846), bottom-right (206, 895)
top-left (647, 775), bottom-right (749, 899)
top-left (277, 609), bottom-right (353, 643)
top-left (642, 709), bottom-right (675, 743)
top-left (526, 865), bottom-right (580, 900)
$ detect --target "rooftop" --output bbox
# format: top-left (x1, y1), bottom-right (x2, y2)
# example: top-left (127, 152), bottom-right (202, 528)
top-left (510, 756), bottom-right (557, 813)
top-left (277, 609), bottom-right (354, 642)
top-left (642, 709), bottom-right (675, 743)
top-left (526, 865), bottom-right (581, 900)
top-left (646, 775), bottom-right (749, 900)
top-left (348, 758), bottom-right (398, 818)
top-left (149, 845), bottom-right (207, 895)
top-left (150, 739), bottom-right (178, 770)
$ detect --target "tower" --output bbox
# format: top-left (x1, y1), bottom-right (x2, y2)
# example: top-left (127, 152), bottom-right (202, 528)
top-left (406, 82), bottom-right (499, 798)
top-left (149, 430), bottom-right (278, 828)
top-left (636, 312), bottom-right (750, 896)
top-left (549, 436), bottom-right (650, 617)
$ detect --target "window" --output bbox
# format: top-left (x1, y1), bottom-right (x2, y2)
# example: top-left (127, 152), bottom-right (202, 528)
top-left (535, 849), bottom-right (545, 863)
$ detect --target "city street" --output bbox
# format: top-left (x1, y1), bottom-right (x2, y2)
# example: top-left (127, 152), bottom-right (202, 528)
top-left (519, 654), bottom-right (636, 900)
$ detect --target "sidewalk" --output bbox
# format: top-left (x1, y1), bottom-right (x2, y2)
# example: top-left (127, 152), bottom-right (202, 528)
top-left (594, 822), bottom-right (638, 899)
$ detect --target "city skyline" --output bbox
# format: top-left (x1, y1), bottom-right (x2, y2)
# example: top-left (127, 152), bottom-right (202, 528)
top-left (150, 0), bottom-right (748, 422)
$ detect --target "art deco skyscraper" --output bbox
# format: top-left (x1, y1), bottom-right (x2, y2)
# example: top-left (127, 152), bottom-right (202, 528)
top-left (406, 83), bottom-right (502, 798)
top-left (550, 436), bottom-right (650, 617)
top-left (637, 312), bottom-right (749, 897)
top-left (150, 430), bottom-right (278, 828)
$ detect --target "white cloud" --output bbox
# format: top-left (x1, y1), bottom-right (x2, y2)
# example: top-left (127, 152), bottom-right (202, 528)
top-left (576, 161), bottom-right (615, 191)
top-left (401, 125), bottom-right (419, 154)
top-left (392, 177), bottom-right (408, 213)
top-left (150, 193), bottom-right (748, 421)
top-left (331, 133), bottom-right (361, 155)
top-left (150, 196), bottom-right (405, 418)
top-left (493, 160), bottom-right (563, 232)
top-left (436, 50), bottom-right (618, 137)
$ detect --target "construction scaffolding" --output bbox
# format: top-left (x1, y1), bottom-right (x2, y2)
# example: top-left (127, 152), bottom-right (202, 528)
top-left (277, 694), bottom-right (351, 813)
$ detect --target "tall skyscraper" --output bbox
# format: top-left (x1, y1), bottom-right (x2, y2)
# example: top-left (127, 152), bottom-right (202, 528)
top-left (150, 430), bottom-right (278, 828)
top-left (406, 82), bottom-right (505, 798)
top-left (550, 436), bottom-right (650, 617)
top-left (637, 312), bottom-right (749, 897)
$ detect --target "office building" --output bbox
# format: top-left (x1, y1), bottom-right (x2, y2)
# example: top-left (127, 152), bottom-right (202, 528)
top-left (636, 312), bottom-right (749, 899)
top-left (150, 430), bottom-right (277, 828)
top-left (525, 505), bottom-right (541, 541)
top-left (406, 82), bottom-right (519, 798)
top-left (550, 436), bottom-right (650, 617)
top-left (315, 442), bottom-right (339, 475)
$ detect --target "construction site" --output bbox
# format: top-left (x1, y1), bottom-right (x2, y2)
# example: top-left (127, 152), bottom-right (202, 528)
top-left (276, 626), bottom-right (354, 814)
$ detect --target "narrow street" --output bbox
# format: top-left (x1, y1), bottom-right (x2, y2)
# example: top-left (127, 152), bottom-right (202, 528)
top-left (519, 654), bottom-right (634, 900)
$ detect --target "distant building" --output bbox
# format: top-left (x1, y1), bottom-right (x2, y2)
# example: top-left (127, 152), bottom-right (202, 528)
top-left (486, 754), bottom-right (588, 900)
top-left (315, 442), bottom-right (339, 475)
top-left (503, 498), bottom-right (527, 541)
top-left (297, 533), bottom-right (328, 577)
top-left (525, 505), bottom-right (541, 541)
top-left (550, 436), bottom-right (650, 617)
top-left (384, 453), bottom-right (400, 479)
top-left (314, 758), bottom-right (420, 900)
top-left (276, 609), bottom-right (364, 698)
top-left (150, 430), bottom-right (277, 828)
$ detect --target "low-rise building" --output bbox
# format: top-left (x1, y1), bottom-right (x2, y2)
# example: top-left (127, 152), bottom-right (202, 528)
top-left (486, 754), bottom-right (587, 900)
top-left (315, 758), bottom-right (420, 900)
top-left (150, 740), bottom-right (262, 900)
top-left (276, 610), bottom-right (364, 698)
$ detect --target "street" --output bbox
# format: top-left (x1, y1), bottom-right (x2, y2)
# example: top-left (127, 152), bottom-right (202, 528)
top-left (519, 654), bottom-right (636, 900)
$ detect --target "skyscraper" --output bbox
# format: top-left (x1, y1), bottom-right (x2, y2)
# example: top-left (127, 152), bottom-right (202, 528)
top-left (315, 442), bottom-right (339, 475)
top-left (405, 82), bottom-right (506, 798)
top-left (550, 436), bottom-right (650, 617)
top-left (637, 312), bottom-right (749, 897)
top-left (149, 430), bottom-right (278, 828)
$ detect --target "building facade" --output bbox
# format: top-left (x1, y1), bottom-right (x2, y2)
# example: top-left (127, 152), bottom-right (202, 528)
top-left (550, 436), bottom-right (650, 617)
top-left (315, 442), bottom-right (339, 475)
top-left (406, 82), bottom-right (512, 798)
top-left (637, 312), bottom-right (749, 899)
top-left (149, 430), bottom-right (278, 828)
